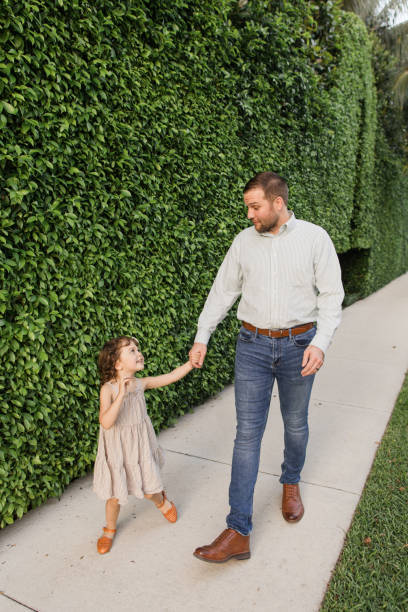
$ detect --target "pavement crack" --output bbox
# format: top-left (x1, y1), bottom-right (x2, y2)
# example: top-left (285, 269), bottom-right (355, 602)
top-left (163, 448), bottom-right (232, 467)
top-left (256, 468), bottom-right (360, 495)
top-left (312, 397), bottom-right (391, 412)
top-left (164, 448), bottom-right (360, 496)
top-left (0, 592), bottom-right (39, 612)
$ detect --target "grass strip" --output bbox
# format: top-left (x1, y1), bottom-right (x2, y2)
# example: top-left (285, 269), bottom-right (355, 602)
top-left (321, 372), bottom-right (408, 611)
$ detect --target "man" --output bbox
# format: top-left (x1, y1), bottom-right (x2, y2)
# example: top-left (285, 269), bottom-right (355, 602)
top-left (189, 171), bottom-right (344, 563)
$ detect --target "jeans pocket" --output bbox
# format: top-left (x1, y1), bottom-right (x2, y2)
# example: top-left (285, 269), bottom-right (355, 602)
top-left (238, 327), bottom-right (254, 343)
top-left (292, 327), bottom-right (316, 348)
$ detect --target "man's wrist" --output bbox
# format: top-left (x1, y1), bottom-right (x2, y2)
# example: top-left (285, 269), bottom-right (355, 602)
top-left (310, 332), bottom-right (329, 355)
top-left (309, 344), bottom-right (324, 356)
top-left (194, 329), bottom-right (210, 345)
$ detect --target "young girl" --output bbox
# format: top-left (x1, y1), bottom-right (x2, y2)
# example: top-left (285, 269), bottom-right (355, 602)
top-left (93, 335), bottom-right (193, 554)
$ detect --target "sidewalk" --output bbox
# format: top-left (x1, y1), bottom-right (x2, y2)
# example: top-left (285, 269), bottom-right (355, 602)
top-left (1, 273), bottom-right (408, 612)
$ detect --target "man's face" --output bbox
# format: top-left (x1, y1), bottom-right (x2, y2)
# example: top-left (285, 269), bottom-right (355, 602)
top-left (244, 187), bottom-right (279, 233)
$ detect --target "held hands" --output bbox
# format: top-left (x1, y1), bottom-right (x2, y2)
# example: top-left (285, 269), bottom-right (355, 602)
top-left (301, 345), bottom-right (324, 377)
top-left (189, 342), bottom-right (207, 369)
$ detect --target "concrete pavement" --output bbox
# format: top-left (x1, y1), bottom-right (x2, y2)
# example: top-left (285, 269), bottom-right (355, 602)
top-left (1, 273), bottom-right (408, 612)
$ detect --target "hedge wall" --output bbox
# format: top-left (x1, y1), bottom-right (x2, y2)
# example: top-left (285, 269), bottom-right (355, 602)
top-left (1, 0), bottom-right (407, 526)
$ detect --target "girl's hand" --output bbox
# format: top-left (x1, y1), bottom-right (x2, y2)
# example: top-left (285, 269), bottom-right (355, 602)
top-left (118, 376), bottom-right (134, 395)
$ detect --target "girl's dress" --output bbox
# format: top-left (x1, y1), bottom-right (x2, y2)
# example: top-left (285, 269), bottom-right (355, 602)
top-left (93, 379), bottom-right (164, 505)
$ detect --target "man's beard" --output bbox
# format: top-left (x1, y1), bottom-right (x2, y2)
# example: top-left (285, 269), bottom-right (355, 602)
top-left (255, 218), bottom-right (279, 233)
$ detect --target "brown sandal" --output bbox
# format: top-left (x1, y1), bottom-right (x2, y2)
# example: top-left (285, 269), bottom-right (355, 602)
top-left (156, 491), bottom-right (177, 523)
top-left (97, 527), bottom-right (116, 554)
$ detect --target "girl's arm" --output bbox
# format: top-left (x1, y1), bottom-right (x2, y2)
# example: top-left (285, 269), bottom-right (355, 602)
top-left (99, 378), bottom-right (132, 429)
top-left (142, 361), bottom-right (193, 390)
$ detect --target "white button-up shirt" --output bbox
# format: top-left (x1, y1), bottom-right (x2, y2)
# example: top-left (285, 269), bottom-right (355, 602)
top-left (194, 213), bottom-right (344, 354)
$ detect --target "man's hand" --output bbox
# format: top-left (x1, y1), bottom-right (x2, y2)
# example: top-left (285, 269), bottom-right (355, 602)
top-left (189, 342), bottom-right (207, 369)
top-left (301, 345), bottom-right (324, 377)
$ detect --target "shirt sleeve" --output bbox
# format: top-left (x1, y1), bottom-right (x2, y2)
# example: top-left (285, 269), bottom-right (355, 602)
top-left (312, 229), bottom-right (345, 354)
top-left (194, 237), bottom-right (243, 344)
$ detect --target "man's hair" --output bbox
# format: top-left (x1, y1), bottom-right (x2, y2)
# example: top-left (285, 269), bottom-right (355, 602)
top-left (243, 172), bottom-right (289, 206)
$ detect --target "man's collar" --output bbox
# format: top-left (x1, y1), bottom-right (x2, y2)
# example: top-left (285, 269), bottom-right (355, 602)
top-left (282, 210), bottom-right (296, 233)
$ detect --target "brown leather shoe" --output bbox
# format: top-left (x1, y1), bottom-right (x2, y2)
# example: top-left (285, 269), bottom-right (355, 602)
top-left (282, 484), bottom-right (304, 522)
top-left (193, 528), bottom-right (250, 563)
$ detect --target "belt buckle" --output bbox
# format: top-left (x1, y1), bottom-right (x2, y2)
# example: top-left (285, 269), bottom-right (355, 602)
top-left (268, 328), bottom-right (284, 337)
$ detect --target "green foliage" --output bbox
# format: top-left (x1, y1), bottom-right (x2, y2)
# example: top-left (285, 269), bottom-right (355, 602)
top-left (364, 128), bottom-right (408, 295)
top-left (344, 28), bottom-right (408, 300)
top-left (0, 0), bottom-right (407, 527)
top-left (0, 0), bottom-right (243, 527)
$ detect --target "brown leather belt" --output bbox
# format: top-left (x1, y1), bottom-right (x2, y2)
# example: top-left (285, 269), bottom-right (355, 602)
top-left (242, 321), bottom-right (314, 338)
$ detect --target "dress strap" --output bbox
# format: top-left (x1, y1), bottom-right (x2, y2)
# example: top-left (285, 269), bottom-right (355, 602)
top-left (107, 378), bottom-right (141, 392)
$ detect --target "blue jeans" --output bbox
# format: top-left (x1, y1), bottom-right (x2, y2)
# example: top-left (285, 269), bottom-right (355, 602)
top-left (226, 325), bottom-right (316, 535)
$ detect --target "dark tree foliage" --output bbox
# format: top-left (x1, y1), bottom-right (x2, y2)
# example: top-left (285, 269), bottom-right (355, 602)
top-left (0, 0), bottom-right (407, 526)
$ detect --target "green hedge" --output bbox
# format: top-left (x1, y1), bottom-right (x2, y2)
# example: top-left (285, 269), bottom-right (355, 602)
top-left (1, 1), bottom-right (407, 527)
top-left (365, 127), bottom-right (408, 294)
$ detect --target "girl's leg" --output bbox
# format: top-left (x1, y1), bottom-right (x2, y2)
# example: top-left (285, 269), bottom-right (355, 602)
top-left (145, 492), bottom-right (172, 515)
top-left (97, 498), bottom-right (120, 554)
top-left (99, 497), bottom-right (120, 540)
top-left (105, 497), bottom-right (120, 531)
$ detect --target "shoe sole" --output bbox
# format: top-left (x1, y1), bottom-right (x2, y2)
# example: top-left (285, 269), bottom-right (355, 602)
top-left (193, 551), bottom-right (251, 563)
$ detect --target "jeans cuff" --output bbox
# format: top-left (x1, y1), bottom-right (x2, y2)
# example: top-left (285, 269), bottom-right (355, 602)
top-left (226, 522), bottom-right (250, 536)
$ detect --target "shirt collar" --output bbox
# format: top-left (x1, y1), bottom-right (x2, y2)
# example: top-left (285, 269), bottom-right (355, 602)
top-left (283, 210), bottom-right (296, 233)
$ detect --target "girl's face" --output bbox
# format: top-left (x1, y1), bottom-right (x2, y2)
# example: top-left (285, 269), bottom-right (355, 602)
top-left (116, 341), bottom-right (144, 375)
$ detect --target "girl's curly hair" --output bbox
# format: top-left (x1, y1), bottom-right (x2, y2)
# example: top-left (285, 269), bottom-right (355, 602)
top-left (98, 336), bottom-right (139, 385)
